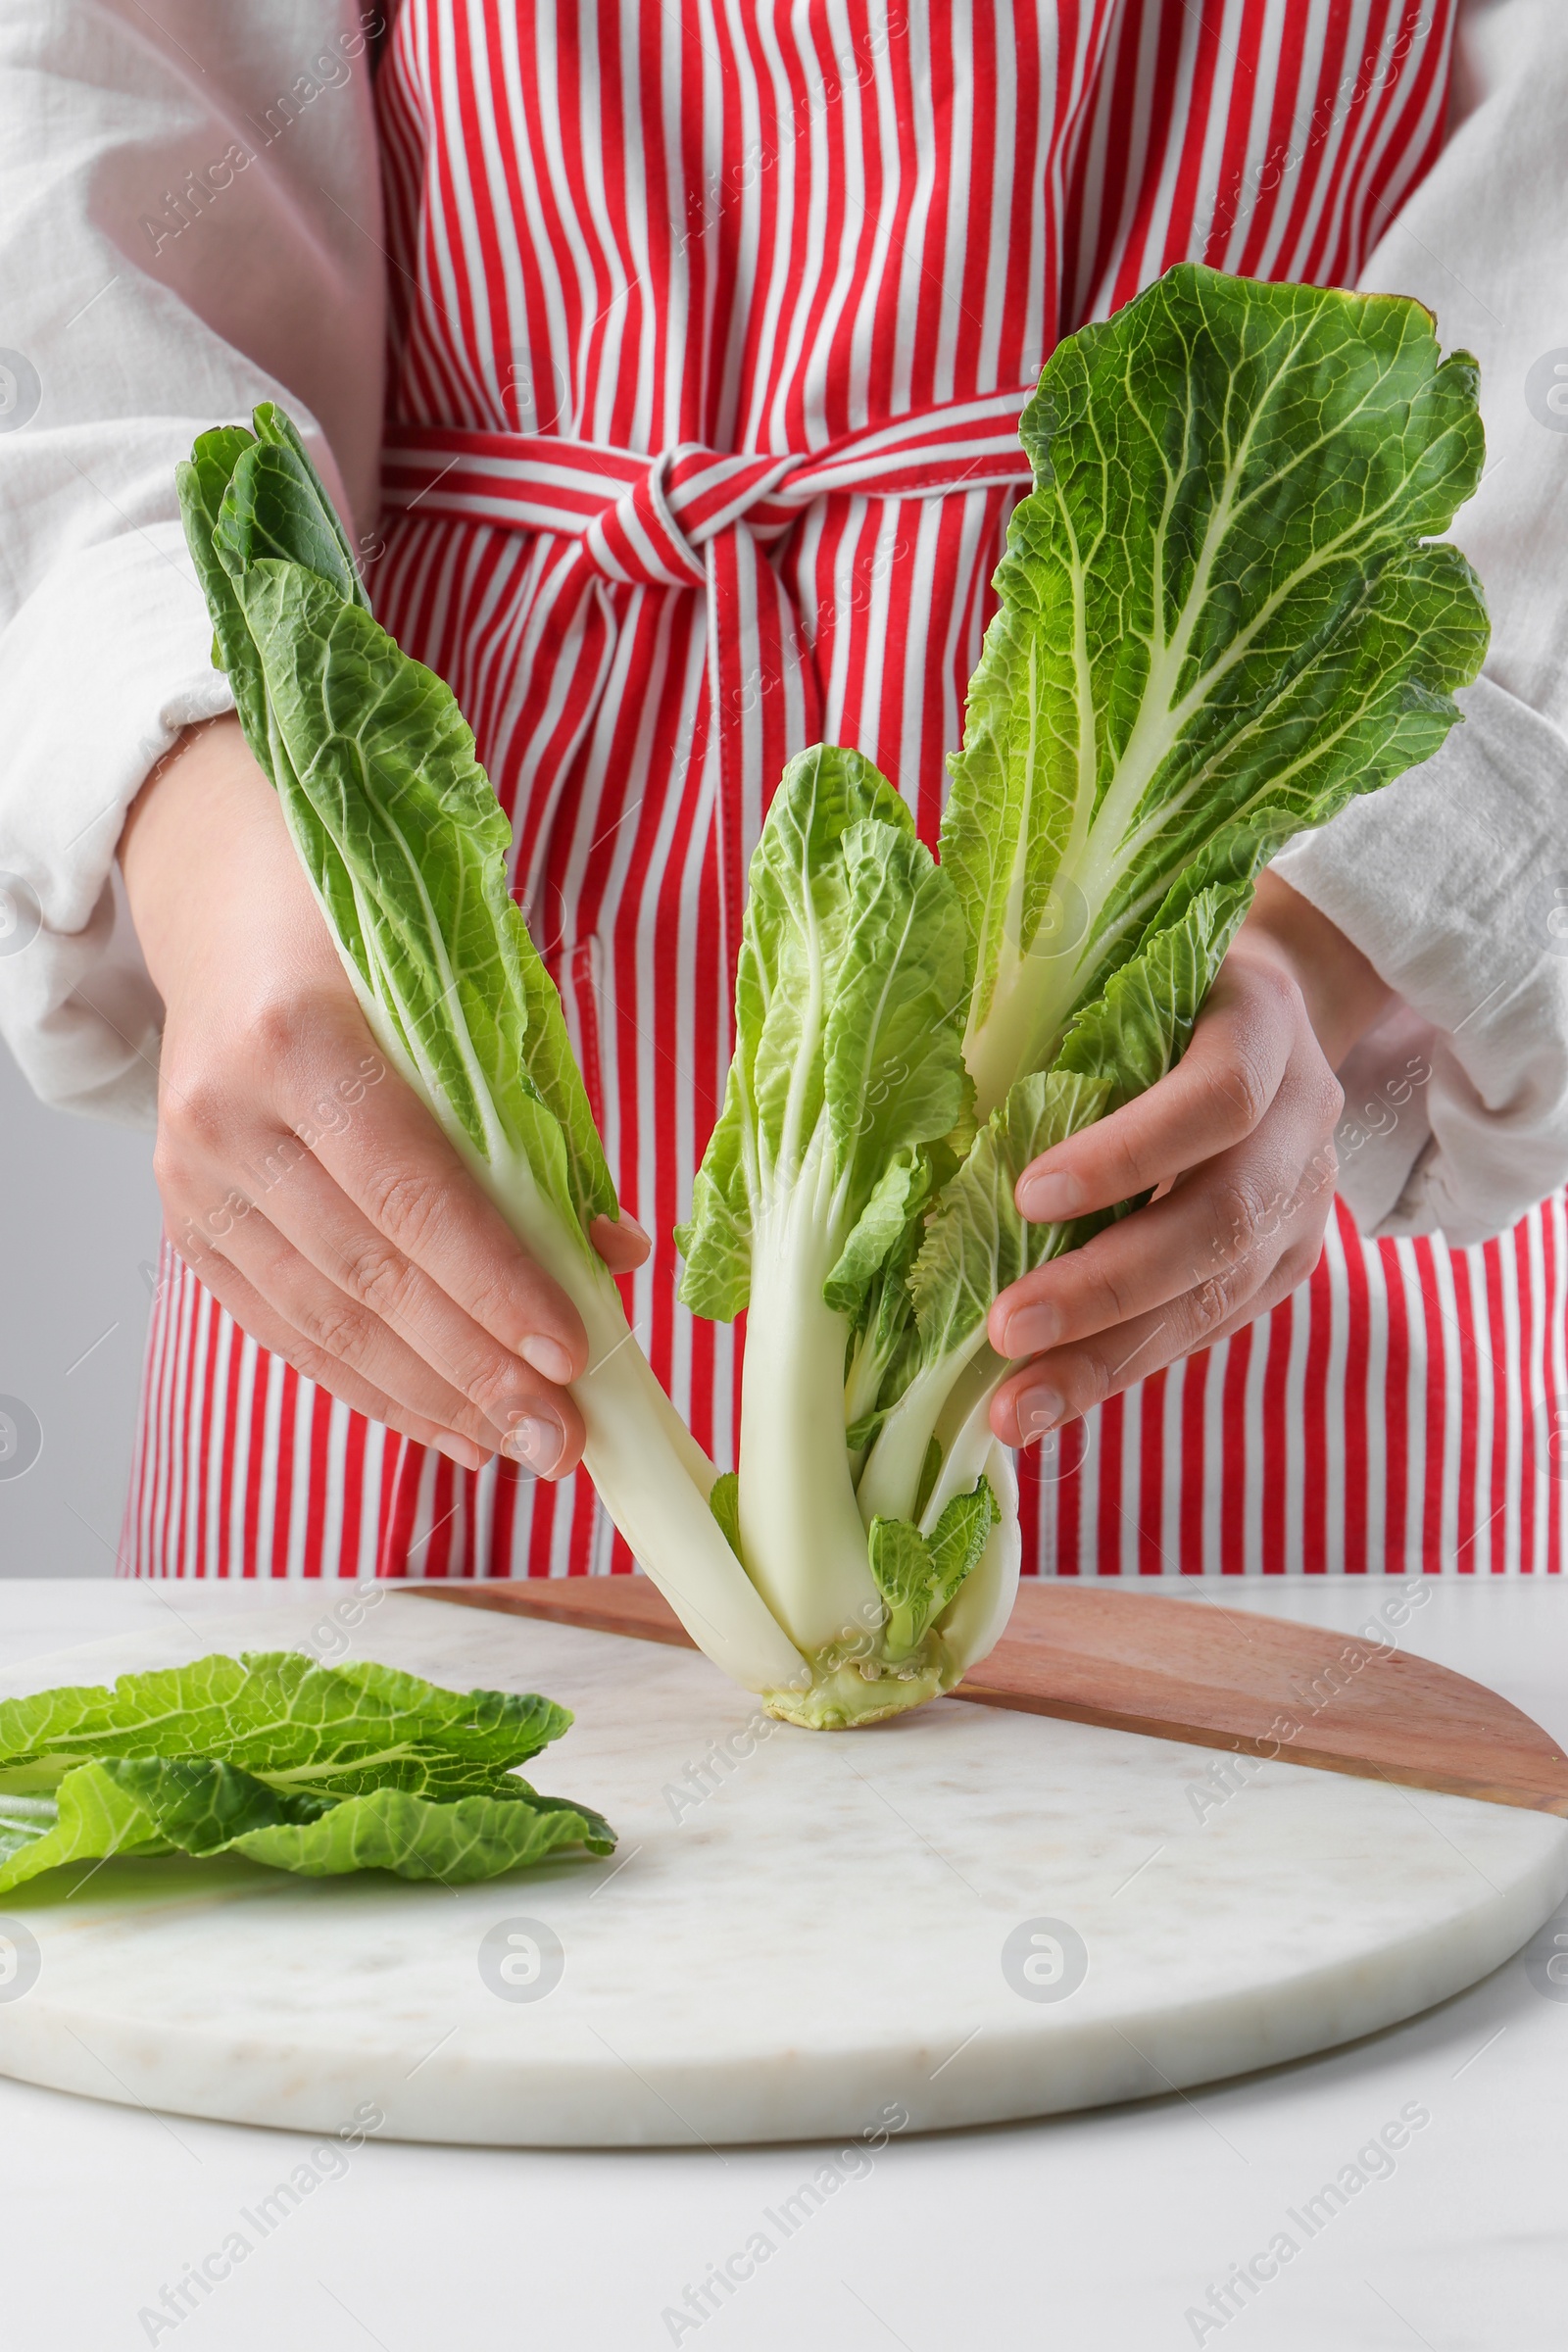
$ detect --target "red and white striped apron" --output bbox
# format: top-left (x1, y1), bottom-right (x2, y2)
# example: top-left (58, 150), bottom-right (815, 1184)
top-left (124, 0), bottom-right (1568, 1582)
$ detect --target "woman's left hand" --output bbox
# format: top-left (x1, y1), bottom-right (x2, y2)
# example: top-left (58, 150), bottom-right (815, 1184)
top-left (987, 872), bottom-right (1393, 1450)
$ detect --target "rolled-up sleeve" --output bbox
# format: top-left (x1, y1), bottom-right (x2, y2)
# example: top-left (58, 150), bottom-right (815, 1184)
top-left (1270, 0), bottom-right (1568, 1246)
top-left (0, 0), bottom-right (385, 1124)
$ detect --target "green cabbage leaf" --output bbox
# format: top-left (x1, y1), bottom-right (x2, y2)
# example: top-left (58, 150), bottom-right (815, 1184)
top-left (0, 1651), bottom-right (612, 1891)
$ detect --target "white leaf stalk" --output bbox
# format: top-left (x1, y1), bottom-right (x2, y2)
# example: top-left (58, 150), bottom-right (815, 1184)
top-left (732, 1074), bottom-right (993, 1731)
top-left (736, 1130), bottom-right (882, 1656)
top-left (492, 1149), bottom-right (810, 1699)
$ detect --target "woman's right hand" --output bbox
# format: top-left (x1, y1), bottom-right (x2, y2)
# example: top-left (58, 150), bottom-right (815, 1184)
top-left (121, 715), bottom-right (648, 1480)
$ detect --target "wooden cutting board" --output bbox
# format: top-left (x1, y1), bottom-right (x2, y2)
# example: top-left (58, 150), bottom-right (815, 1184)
top-left (406, 1576), bottom-right (1568, 1817)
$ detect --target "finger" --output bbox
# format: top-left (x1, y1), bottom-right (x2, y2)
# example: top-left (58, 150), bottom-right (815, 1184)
top-left (1013, 959), bottom-right (1306, 1224)
top-left (990, 1291), bottom-right (1196, 1447)
top-left (990, 1086), bottom-right (1330, 1361)
top-left (291, 1047), bottom-right (593, 1380)
top-left (1164, 1168), bottom-right (1335, 1355)
top-left (212, 1204), bottom-right (582, 1478)
top-left (990, 1179), bottom-right (1337, 1447)
top-left (1200, 1231), bottom-right (1327, 1349)
top-left (187, 1200), bottom-right (581, 1479)
top-left (591, 1212), bottom-right (652, 1275)
top-left (188, 1190), bottom-right (481, 1437)
top-left (246, 1141), bottom-right (584, 1447)
top-left (168, 1229), bottom-right (492, 1472)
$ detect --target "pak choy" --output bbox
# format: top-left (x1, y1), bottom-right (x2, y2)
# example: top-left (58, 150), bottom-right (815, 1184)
top-left (178, 266), bottom-right (1489, 1727)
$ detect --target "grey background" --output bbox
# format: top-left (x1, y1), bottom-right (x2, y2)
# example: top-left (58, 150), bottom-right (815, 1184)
top-left (0, 1045), bottom-right (161, 1575)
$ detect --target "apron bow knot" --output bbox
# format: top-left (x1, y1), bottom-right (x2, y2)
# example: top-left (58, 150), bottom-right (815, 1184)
top-left (381, 394), bottom-right (1037, 975)
top-left (580, 444), bottom-right (800, 591)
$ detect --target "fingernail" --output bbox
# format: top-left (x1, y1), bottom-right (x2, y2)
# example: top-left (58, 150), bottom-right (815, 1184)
top-left (589, 1209), bottom-right (652, 1265)
top-left (519, 1334), bottom-right (575, 1384)
top-left (501, 1413), bottom-right (564, 1475)
top-left (1016, 1386), bottom-right (1064, 1443)
top-left (999, 1302), bottom-right (1058, 1359)
top-left (1017, 1170), bottom-right (1082, 1222)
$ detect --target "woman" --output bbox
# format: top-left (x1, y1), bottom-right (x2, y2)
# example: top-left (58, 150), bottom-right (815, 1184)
top-left (1, 0), bottom-right (1565, 1581)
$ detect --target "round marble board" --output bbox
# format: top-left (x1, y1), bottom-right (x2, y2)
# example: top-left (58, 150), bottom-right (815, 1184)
top-left (0, 1592), bottom-right (1562, 2147)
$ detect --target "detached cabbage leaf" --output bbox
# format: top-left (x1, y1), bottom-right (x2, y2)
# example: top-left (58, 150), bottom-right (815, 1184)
top-left (0, 1652), bottom-right (612, 1892)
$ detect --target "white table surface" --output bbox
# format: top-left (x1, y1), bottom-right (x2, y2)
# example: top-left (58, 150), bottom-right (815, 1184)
top-left (1, 1575), bottom-right (1563, 2352)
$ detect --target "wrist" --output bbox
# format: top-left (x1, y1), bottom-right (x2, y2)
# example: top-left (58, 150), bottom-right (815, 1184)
top-left (122, 710), bottom-right (319, 1015)
top-left (1238, 869), bottom-right (1393, 1071)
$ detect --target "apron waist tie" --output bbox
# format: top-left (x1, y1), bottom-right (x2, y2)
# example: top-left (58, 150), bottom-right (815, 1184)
top-left (380, 389), bottom-right (1036, 981)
